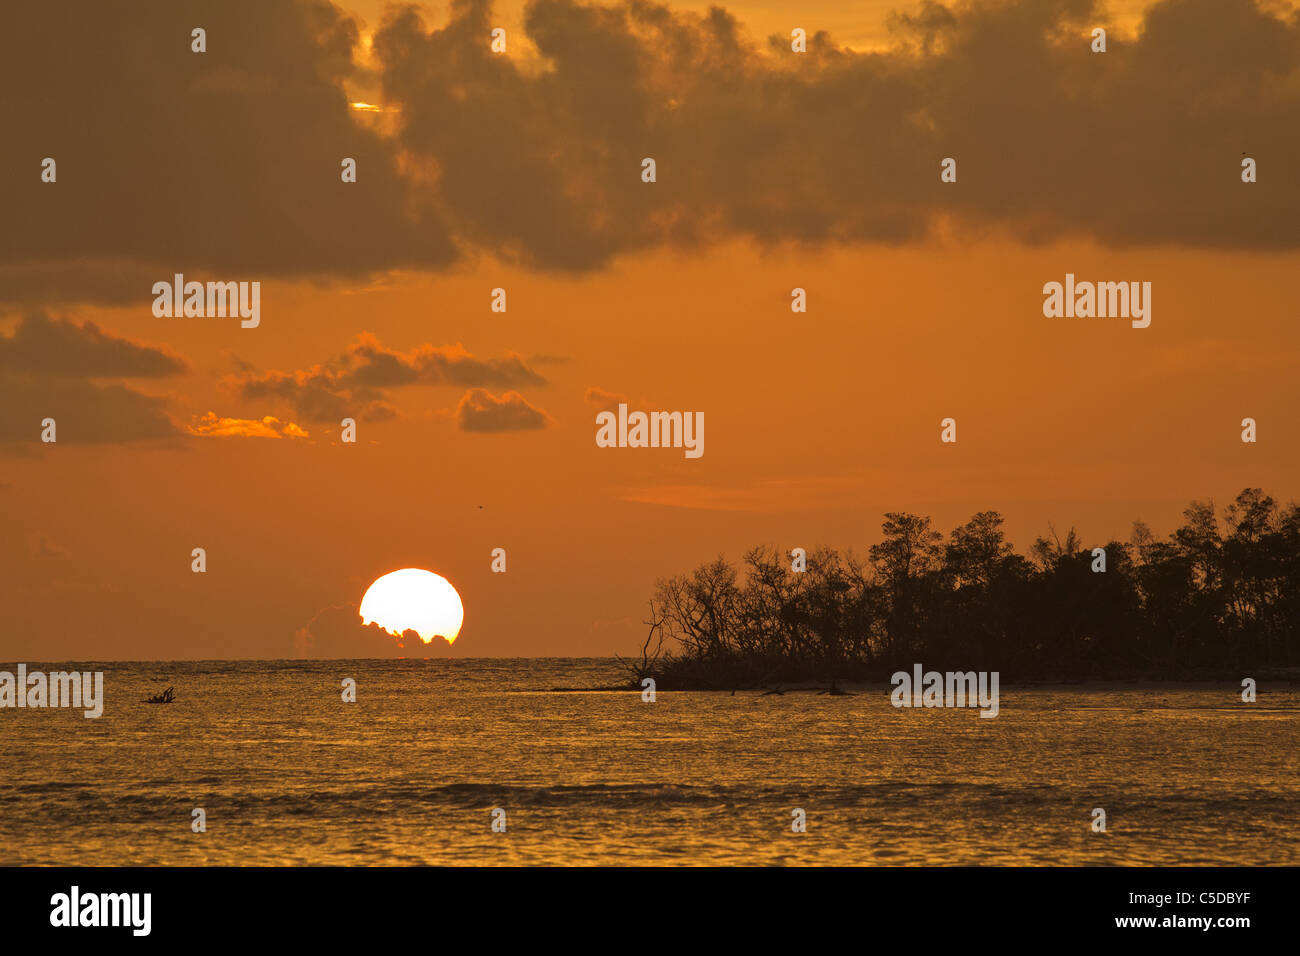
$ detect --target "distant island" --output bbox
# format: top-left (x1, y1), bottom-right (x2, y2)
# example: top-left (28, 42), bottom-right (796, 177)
top-left (627, 488), bottom-right (1300, 690)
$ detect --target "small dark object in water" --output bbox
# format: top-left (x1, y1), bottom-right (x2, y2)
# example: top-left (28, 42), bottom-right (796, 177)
top-left (760, 688), bottom-right (785, 696)
top-left (144, 686), bottom-right (175, 704)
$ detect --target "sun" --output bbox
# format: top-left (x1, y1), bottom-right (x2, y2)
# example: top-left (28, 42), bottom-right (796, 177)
top-left (359, 568), bottom-right (464, 645)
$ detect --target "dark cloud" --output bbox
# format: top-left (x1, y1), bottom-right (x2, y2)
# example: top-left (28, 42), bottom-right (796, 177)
top-left (3, 0), bottom-right (1298, 308)
top-left (0, 375), bottom-right (181, 446)
top-left (230, 333), bottom-right (547, 422)
top-left (293, 603), bottom-right (459, 657)
top-left (0, 0), bottom-right (455, 305)
top-left (372, 0), bottom-right (1300, 262)
top-left (584, 384), bottom-right (655, 412)
top-left (342, 334), bottom-right (547, 388)
top-left (455, 387), bottom-right (550, 431)
top-left (583, 385), bottom-right (628, 409)
top-left (233, 364), bottom-right (395, 423)
top-left (0, 311), bottom-right (186, 377)
top-left (0, 311), bottom-right (316, 450)
top-left (0, 311), bottom-right (189, 450)
top-left (528, 353), bottom-right (572, 366)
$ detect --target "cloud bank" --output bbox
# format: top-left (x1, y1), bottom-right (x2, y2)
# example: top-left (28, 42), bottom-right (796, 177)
top-left (228, 333), bottom-right (549, 423)
top-left (3, 0), bottom-right (1298, 306)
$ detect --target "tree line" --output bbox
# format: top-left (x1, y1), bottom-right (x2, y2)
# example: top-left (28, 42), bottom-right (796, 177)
top-left (633, 488), bottom-right (1300, 687)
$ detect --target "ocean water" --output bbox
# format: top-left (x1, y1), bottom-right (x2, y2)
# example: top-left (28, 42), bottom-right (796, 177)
top-left (1, 660), bottom-right (1296, 866)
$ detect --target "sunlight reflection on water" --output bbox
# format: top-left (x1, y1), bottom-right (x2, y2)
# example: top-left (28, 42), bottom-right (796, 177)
top-left (2, 659), bottom-right (1296, 865)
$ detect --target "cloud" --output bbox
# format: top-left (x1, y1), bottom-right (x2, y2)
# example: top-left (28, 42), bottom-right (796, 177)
top-left (0, 311), bottom-right (189, 450)
top-left (0, 376), bottom-right (181, 447)
top-left (0, 310), bottom-right (312, 451)
top-left (342, 335), bottom-right (546, 388)
top-left (187, 412), bottom-right (309, 438)
top-left (293, 603), bottom-right (459, 657)
top-left (0, 310), bottom-right (187, 377)
top-left (371, 0), bottom-right (1300, 264)
top-left (4, 0), bottom-right (1299, 308)
top-left (584, 385), bottom-right (657, 412)
top-left (0, 0), bottom-right (455, 305)
top-left (229, 333), bottom-right (547, 422)
top-left (455, 388), bottom-right (550, 432)
top-left (231, 364), bottom-right (396, 424)
top-left (583, 386), bottom-right (633, 412)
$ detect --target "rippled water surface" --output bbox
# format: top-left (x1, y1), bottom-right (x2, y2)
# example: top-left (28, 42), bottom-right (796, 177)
top-left (2, 660), bottom-right (1296, 865)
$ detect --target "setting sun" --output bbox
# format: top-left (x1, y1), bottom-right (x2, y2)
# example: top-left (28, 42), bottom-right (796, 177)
top-left (359, 568), bottom-right (464, 645)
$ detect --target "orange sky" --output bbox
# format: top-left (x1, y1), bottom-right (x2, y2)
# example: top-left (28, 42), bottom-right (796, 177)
top-left (2, 0), bottom-right (1297, 659)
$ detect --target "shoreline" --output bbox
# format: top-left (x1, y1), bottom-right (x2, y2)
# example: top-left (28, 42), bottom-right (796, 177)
top-left (539, 676), bottom-right (1300, 693)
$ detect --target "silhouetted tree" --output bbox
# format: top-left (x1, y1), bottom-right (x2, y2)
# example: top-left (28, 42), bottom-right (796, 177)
top-left (640, 489), bottom-right (1300, 687)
